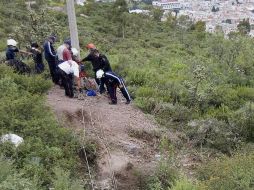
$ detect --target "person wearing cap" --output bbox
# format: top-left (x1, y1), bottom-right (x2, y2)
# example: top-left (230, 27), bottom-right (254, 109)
top-left (30, 42), bottom-right (44, 74)
top-left (81, 43), bottom-right (112, 94)
top-left (43, 35), bottom-right (59, 84)
top-left (96, 69), bottom-right (131, 105)
top-left (58, 59), bottom-right (81, 98)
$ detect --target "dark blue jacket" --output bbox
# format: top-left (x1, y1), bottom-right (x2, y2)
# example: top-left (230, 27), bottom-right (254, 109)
top-left (43, 40), bottom-right (56, 61)
top-left (103, 71), bottom-right (131, 102)
top-left (104, 71), bottom-right (123, 85)
top-left (6, 47), bottom-right (19, 60)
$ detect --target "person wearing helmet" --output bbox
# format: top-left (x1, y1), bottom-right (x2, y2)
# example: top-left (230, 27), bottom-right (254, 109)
top-left (43, 35), bottom-right (59, 84)
top-left (30, 42), bottom-right (44, 74)
top-left (96, 69), bottom-right (131, 105)
top-left (5, 39), bottom-right (31, 74)
top-left (58, 60), bottom-right (81, 98)
top-left (86, 43), bottom-right (96, 50)
top-left (6, 39), bottom-right (20, 60)
top-left (81, 44), bottom-right (112, 94)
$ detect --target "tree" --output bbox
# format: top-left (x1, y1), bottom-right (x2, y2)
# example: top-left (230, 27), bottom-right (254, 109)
top-left (177, 15), bottom-right (193, 29)
top-left (14, 9), bottom-right (61, 46)
top-left (152, 8), bottom-right (163, 22)
top-left (215, 25), bottom-right (223, 34)
top-left (112, 0), bottom-right (129, 38)
top-left (112, 0), bottom-right (128, 16)
top-left (194, 21), bottom-right (206, 32)
top-left (165, 13), bottom-right (177, 29)
top-left (190, 20), bottom-right (206, 39)
top-left (237, 19), bottom-right (250, 35)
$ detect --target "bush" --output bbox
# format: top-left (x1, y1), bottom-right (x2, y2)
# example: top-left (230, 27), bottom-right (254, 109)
top-left (144, 161), bottom-right (179, 190)
top-left (0, 65), bottom-right (94, 188)
top-left (155, 103), bottom-right (192, 124)
top-left (135, 97), bottom-right (158, 113)
top-left (0, 156), bottom-right (40, 190)
top-left (231, 102), bottom-right (254, 142)
top-left (198, 153), bottom-right (254, 190)
top-left (170, 178), bottom-right (198, 190)
top-left (187, 119), bottom-right (238, 153)
top-left (237, 87), bottom-right (254, 102)
top-left (52, 167), bottom-right (84, 190)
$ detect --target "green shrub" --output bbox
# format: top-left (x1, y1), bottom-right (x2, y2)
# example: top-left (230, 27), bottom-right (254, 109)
top-left (205, 105), bottom-right (232, 122)
top-left (207, 86), bottom-right (240, 109)
top-left (231, 102), bottom-right (254, 142)
top-left (135, 97), bottom-right (158, 113)
top-left (136, 86), bottom-right (158, 98)
top-left (198, 153), bottom-right (254, 190)
top-left (144, 161), bottom-right (179, 190)
top-left (170, 178), bottom-right (198, 190)
top-left (187, 119), bottom-right (237, 153)
top-left (237, 87), bottom-right (254, 102)
top-left (0, 65), bottom-right (94, 188)
top-left (52, 167), bottom-right (84, 190)
top-left (0, 156), bottom-right (40, 190)
top-left (156, 103), bottom-right (192, 124)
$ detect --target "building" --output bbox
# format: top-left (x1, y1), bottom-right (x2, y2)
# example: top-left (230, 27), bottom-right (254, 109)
top-left (152, 0), bottom-right (182, 10)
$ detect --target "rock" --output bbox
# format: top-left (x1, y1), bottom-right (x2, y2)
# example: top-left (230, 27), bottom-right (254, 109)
top-left (126, 143), bottom-right (140, 154)
top-left (155, 154), bottom-right (161, 160)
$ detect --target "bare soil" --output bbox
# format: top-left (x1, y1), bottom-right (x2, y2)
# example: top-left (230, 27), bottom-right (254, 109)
top-left (47, 86), bottom-right (162, 190)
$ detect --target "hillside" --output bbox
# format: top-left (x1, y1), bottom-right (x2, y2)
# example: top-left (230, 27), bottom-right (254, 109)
top-left (0, 0), bottom-right (254, 190)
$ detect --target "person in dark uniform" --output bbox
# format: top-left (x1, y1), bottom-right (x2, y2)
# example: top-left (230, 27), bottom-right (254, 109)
top-left (81, 43), bottom-right (112, 94)
top-left (6, 39), bottom-right (19, 61)
top-left (43, 35), bottom-right (58, 84)
top-left (96, 69), bottom-right (131, 105)
top-left (30, 42), bottom-right (44, 74)
top-left (6, 39), bottom-right (31, 74)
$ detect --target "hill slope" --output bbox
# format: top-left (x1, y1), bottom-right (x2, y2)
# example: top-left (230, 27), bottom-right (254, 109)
top-left (47, 86), bottom-right (162, 189)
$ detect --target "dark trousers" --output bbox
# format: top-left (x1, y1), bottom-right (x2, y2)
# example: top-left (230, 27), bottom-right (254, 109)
top-left (107, 80), bottom-right (131, 103)
top-left (35, 62), bottom-right (44, 74)
top-left (7, 59), bottom-right (31, 74)
top-left (46, 59), bottom-right (59, 84)
top-left (59, 69), bottom-right (74, 98)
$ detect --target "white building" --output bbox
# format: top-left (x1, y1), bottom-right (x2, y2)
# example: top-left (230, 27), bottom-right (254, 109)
top-left (152, 0), bottom-right (182, 10)
top-left (129, 9), bottom-right (150, 14)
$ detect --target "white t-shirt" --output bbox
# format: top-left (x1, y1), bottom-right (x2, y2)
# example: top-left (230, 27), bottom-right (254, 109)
top-left (57, 44), bottom-right (65, 61)
top-left (58, 61), bottom-right (79, 78)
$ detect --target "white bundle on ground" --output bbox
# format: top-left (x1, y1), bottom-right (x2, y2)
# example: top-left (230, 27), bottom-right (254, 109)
top-left (1, 134), bottom-right (24, 147)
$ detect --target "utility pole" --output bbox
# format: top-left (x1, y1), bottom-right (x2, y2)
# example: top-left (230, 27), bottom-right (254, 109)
top-left (66, 0), bottom-right (80, 59)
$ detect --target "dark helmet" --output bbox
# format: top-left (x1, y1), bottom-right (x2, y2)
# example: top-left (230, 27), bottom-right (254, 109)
top-left (31, 42), bottom-right (39, 48)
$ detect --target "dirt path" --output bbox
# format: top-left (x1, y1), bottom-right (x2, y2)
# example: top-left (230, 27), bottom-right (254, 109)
top-left (47, 86), bottom-right (162, 190)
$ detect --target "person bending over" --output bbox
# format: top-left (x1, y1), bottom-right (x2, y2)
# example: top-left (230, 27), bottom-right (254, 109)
top-left (58, 60), bottom-right (81, 98)
top-left (81, 43), bottom-right (112, 94)
top-left (96, 69), bottom-right (131, 105)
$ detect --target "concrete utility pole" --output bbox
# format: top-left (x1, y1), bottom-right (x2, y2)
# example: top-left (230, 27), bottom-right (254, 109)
top-left (66, 0), bottom-right (80, 59)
